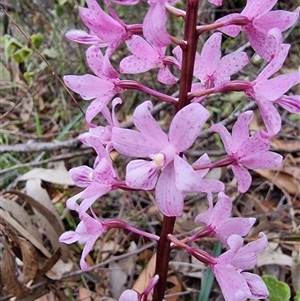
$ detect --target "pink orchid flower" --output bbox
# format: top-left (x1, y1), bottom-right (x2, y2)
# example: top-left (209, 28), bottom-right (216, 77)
top-left (210, 111), bottom-right (282, 193)
top-left (67, 136), bottom-right (124, 213)
top-left (59, 212), bottom-right (107, 270)
top-left (66, 0), bottom-right (134, 50)
top-left (112, 101), bottom-right (211, 217)
top-left (245, 44), bottom-right (300, 137)
top-left (64, 45), bottom-right (124, 124)
top-left (174, 32), bottom-right (249, 102)
top-left (209, 233), bottom-right (269, 301)
top-left (208, 0), bottom-right (222, 6)
top-left (143, 0), bottom-right (171, 47)
top-left (120, 35), bottom-right (180, 84)
top-left (216, 1), bottom-right (299, 61)
top-left (80, 97), bottom-right (122, 152)
top-left (119, 275), bottom-right (161, 301)
top-left (194, 192), bottom-right (256, 246)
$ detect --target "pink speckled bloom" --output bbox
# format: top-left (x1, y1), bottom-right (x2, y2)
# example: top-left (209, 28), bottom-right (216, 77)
top-left (210, 111), bottom-right (282, 193)
top-left (245, 44), bottom-right (300, 137)
top-left (59, 212), bottom-right (107, 270)
top-left (209, 233), bottom-right (269, 301)
top-left (112, 101), bottom-right (212, 216)
top-left (173, 33), bottom-right (248, 102)
top-left (64, 45), bottom-right (124, 124)
top-left (120, 35), bottom-right (180, 84)
top-left (216, 1), bottom-right (299, 61)
top-left (195, 192), bottom-right (256, 246)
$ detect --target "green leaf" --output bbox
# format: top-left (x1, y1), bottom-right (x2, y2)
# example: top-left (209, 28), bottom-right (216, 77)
top-left (42, 48), bottom-right (59, 59)
top-left (30, 33), bottom-right (43, 49)
top-left (23, 71), bottom-right (34, 86)
top-left (262, 275), bottom-right (291, 301)
top-left (57, 0), bottom-right (68, 5)
top-left (12, 47), bottom-right (32, 63)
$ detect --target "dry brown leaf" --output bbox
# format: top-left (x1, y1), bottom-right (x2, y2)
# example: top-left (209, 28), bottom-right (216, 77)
top-left (7, 189), bottom-right (64, 236)
top-left (77, 287), bottom-right (93, 301)
top-left (0, 208), bottom-right (51, 258)
top-left (45, 258), bottom-right (73, 280)
top-left (254, 169), bottom-right (300, 195)
top-left (271, 138), bottom-right (300, 152)
top-left (109, 242), bottom-right (137, 299)
top-left (132, 253), bottom-right (156, 293)
top-left (166, 275), bottom-right (182, 301)
top-left (1, 250), bottom-right (31, 298)
top-left (18, 238), bottom-right (39, 282)
top-left (18, 167), bottom-right (74, 186)
top-left (0, 196), bottom-right (42, 243)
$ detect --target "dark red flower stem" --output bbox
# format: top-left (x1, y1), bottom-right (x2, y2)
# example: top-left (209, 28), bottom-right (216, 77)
top-left (152, 1), bottom-right (199, 301)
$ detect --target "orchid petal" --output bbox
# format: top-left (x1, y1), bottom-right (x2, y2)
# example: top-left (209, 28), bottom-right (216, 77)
top-left (112, 128), bottom-right (162, 157)
top-left (169, 103), bottom-right (209, 152)
top-left (85, 94), bottom-right (114, 125)
top-left (242, 272), bottom-right (269, 299)
top-left (65, 29), bottom-right (106, 45)
top-left (255, 96), bottom-right (282, 137)
top-left (174, 155), bottom-right (201, 191)
top-left (211, 265), bottom-right (251, 301)
top-left (215, 14), bottom-right (241, 37)
top-left (241, 151), bottom-right (282, 169)
top-left (257, 44), bottom-right (290, 80)
top-left (232, 164), bottom-right (252, 193)
top-left (241, 0), bottom-right (277, 19)
top-left (133, 101), bottom-right (169, 147)
top-left (143, 0), bottom-right (171, 47)
top-left (126, 35), bottom-right (157, 59)
top-left (157, 66), bottom-right (178, 85)
top-left (254, 9), bottom-right (300, 32)
top-left (59, 231), bottom-right (81, 244)
top-left (126, 159), bottom-right (159, 189)
top-left (69, 166), bottom-right (93, 187)
top-left (231, 111), bottom-right (253, 151)
top-left (210, 124), bottom-right (233, 154)
top-left (246, 26), bottom-right (282, 61)
top-left (217, 217), bottom-right (256, 245)
top-left (80, 234), bottom-right (99, 270)
top-left (118, 290), bottom-right (139, 301)
top-left (255, 73), bottom-right (300, 101)
top-left (63, 75), bottom-right (114, 100)
top-left (216, 51), bottom-right (249, 86)
top-left (120, 55), bottom-right (158, 74)
top-left (79, 6), bottom-right (125, 43)
top-left (275, 95), bottom-right (300, 114)
top-left (156, 163), bottom-right (185, 216)
top-left (200, 33), bottom-right (222, 77)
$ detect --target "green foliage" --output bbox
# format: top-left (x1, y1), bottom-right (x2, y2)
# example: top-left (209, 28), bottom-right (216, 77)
top-left (30, 33), bottom-right (43, 49)
top-left (262, 275), bottom-right (291, 301)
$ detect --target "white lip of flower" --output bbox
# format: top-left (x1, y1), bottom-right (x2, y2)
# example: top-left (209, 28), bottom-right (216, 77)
top-left (152, 153), bottom-right (165, 167)
top-left (88, 171), bottom-right (93, 181)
